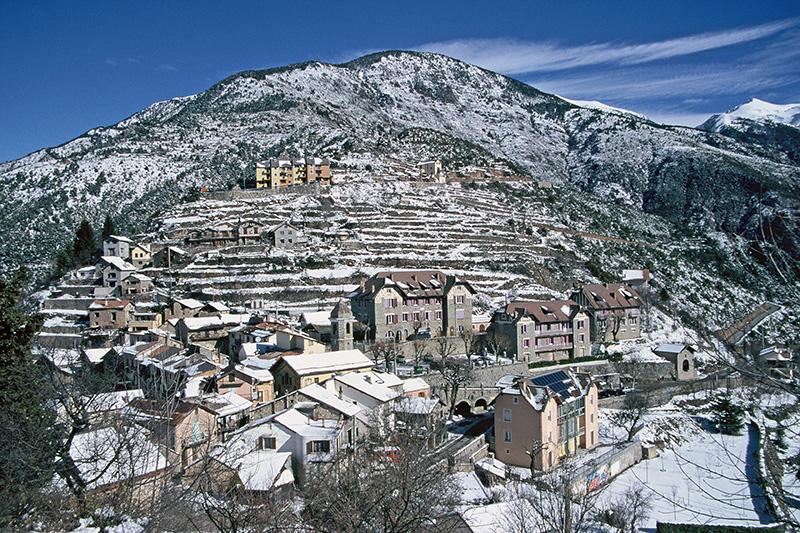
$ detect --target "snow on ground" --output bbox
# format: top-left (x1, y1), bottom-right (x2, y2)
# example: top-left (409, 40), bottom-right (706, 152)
top-left (606, 307), bottom-right (728, 367)
top-left (600, 422), bottom-right (772, 528)
top-left (452, 471), bottom-right (491, 504)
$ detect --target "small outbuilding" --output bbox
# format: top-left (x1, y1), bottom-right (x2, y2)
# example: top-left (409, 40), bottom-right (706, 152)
top-left (653, 343), bottom-right (697, 381)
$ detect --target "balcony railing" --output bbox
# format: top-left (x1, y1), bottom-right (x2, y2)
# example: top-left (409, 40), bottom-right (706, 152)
top-left (536, 328), bottom-right (573, 337)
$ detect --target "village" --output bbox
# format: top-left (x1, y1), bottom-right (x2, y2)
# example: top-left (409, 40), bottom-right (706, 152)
top-left (32, 158), bottom-right (797, 532)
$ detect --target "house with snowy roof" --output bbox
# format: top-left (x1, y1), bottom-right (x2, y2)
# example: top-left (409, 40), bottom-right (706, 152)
top-left (97, 255), bottom-right (137, 288)
top-left (350, 270), bottom-right (475, 342)
top-left (653, 343), bottom-right (697, 381)
top-left (88, 299), bottom-right (133, 329)
top-left (570, 283), bottom-right (642, 343)
top-left (152, 245), bottom-right (189, 268)
top-left (121, 272), bottom-right (154, 296)
top-left (757, 345), bottom-right (794, 379)
top-left (129, 243), bottom-right (152, 268)
top-left (102, 235), bottom-right (133, 259)
top-left (265, 221), bottom-right (304, 250)
top-left (271, 349), bottom-right (374, 397)
top-left (494, 369), bottom-right (599, 470)
top-left (217, 358), bottom-right (275, 405)
top-left (394, 396), bottom-right (447, 448)
top-left (165, 297), bottom-right (205, 320)
top-left (621, 268), bottom-right (652, 291)
top-left (489, 299), bottom-right (591, 362)
top-left (126, 398), bottom-right (218, 467)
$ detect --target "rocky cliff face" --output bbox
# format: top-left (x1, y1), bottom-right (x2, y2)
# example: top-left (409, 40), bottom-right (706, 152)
top-left (1, 51), bottom-right (798, 282)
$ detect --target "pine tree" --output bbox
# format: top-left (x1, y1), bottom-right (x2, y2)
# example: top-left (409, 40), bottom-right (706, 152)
top-left (0, 268), bottom-right (59, 525)
top-left (101, 214), bottom-right (115, 241)
top-left (71, 219), bottom-right (96, 265)
top-left (710, 391), bottom-right (745, 435)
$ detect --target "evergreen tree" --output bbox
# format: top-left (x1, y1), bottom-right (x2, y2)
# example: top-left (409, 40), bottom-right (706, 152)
top-left (71, 219), bottom-right (96, 265)
top-left (100, 214), bottom-right (115, 241)
top-left (711, 391), bottom-right (745, 435)
top-left (0, 268), bottom-right (59, 525)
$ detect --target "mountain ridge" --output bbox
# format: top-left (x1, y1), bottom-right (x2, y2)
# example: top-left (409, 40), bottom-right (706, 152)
top-left (1, 50), bottom-right (798, 285)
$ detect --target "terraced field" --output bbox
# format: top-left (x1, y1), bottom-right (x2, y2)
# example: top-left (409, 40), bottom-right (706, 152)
top-left (145, 177), bottom-right (574, 315)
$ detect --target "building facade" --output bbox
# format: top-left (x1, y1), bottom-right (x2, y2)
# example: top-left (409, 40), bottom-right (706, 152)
top-left (255, 156), bottom-right (331, 190)
top-left (493, 370), bottom-right (599, 470)
top-left (350, 270), bottom-right (475, 342)
top-left (490, 300), bottom-right (591, 362)
top-left (570, 284), bottom-right (642, 343)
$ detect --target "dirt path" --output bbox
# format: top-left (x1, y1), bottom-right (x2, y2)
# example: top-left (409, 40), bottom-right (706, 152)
top-left (715, 302), bottom-right (783, 346)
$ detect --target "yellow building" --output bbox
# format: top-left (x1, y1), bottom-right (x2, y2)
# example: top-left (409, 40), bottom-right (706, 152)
top-left (255, 155), bottom-right (331, 189)
top-left (271, 349), bottom-right (373, 397)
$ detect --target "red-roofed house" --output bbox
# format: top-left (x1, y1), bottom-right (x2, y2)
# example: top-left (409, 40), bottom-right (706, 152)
top-left (570, 284), bottom-right (642, 342)
top-left (489, 300), bottom-right (591, 362)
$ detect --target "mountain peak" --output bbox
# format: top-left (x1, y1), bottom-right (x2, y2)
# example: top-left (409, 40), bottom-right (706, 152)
top-left (700, 98), bottom-right (800, 131)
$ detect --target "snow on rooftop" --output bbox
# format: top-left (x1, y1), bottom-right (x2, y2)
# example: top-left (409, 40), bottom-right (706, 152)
top-left (203, 392), bottom-right (252, 417)
top-left (332, 371), bottom-right (401, 403)
top-left (654, 343), bottom-right (687, 355)
top-left (280, 349), bottom-right (372, 376)
top-left (300, 309), bottom-right (333, 327)
top-left (299, 383), bottom-right (363, 417)
top-left (100, 256), bottom-right (136, 271)
top-left (401, 377), bottom-right (430, 393)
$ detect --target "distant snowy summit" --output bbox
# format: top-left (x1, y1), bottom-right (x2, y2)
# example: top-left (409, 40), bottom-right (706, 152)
top-left (699, 98), bottom-right (800, 131)
top-left (558, 96), bottom-right (647, 120)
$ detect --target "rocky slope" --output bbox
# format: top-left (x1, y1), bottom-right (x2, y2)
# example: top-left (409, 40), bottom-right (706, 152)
top-left (1, 51), bottom-right (798, 285)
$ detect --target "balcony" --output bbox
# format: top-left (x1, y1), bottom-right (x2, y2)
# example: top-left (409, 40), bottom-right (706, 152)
top-left (535, 342), bottom-right (573, 350)
top-left (536, 328), bottom-right (573, 337)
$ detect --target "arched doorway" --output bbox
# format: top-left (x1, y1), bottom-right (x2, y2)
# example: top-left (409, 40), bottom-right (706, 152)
top-left (474, 398), bottom-right (488, 411)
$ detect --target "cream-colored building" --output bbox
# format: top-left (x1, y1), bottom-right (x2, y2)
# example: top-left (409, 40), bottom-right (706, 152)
top-left (494, 369), bottom-right (599, 471)
top-left (255, 155), bottom-right (331, 190)
top-left (271, 349), bottom-right (373, 397)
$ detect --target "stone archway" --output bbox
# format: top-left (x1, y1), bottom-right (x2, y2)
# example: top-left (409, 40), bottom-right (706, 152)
top-left (474, 398), bottom-right (488, 411)
top-left (454, 401), bottom-right (472, 417)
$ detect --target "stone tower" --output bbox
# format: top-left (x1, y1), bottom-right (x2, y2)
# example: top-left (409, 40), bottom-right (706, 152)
top-left (330, 298), bottom-right (354, 351)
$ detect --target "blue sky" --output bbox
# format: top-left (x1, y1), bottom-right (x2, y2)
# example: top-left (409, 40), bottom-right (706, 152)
top-left (2, 0), bottom-right (799, 163)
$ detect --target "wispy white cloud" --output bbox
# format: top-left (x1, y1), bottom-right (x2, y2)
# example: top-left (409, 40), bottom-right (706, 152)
top-left (104, 58), bottom-right (118, 68)
top-left (159, 63), bottom-right (177, 72)
top-left (415, 17), bottom-right (798, 75)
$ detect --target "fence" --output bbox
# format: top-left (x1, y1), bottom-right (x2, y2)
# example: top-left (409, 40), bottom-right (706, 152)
top-left (572, 440), bottom-right (642, 494)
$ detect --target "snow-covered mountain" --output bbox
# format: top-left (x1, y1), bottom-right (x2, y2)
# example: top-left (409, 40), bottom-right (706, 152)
top-left (557, 97), bottom-right (647, 120)
top-left (0, 51), bottom-right (798, 283)
top-left (699, 98), bottom-right (800, 131)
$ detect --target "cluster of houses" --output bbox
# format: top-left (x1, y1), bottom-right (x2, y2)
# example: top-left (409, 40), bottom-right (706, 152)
top-left (42, 236), bottom-right (796, 512)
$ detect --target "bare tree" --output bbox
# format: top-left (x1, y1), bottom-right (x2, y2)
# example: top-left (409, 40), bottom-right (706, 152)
top-left (370, 340), bottom-right (403, 371)
top-left (482, 329), bottom-right (510, 359)
top-left (411, 339), bottom-right (428, 367)
top-left (433, 334), bottom-right (457, 360)
top-left (437, 356), bottom-right (474, 418)
top-left (606, 391), bottom-right (650, 442)
top-left (506, 460), bottom-right (608, 533)
top-left (597, 484), bottom-right (653, 533)
top-left (459, 327), bottom-right (476, 366)
top-left (301, 430), bottom-right (461, 532)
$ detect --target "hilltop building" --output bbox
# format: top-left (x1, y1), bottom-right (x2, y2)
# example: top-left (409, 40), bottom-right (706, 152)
top-left (255, 155), bottom-right (331, 190)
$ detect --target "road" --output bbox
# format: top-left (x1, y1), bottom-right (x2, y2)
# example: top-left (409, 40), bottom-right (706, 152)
top-left (715, 302), bottom-right (783, 346)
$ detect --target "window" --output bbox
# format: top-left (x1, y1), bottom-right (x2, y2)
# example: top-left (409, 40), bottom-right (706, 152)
top-left (307, 440), bottom-right (331, 453)
top-left (512, 397), bottom-right (519, 404)
top-left (402, 312), bottom-right (409, 322)
top-left (413, 312), bottom-right (420, 322)
top-left (259, 436), bottom-right (277, 449)
top-left (579, 334), bottom-right (585, 342)
top-left (546, 324), bottom-right (552, 331)
top-left (456, 309), bottom-right (464, 319)
top-left (590, 413), bottom-right (594, 423)
top-left (682, 359), bottom-right (690, 372)
top-left (629, 317), bottom-right (638, 325)
top-left (502, 408), bottom-right (512, 422)
top-left (521, 324), bottom-right (528, 333)
top-left (424, 311), bottom-right (430, 321)
top-left (455, 295), bottom-right (465, 305)
top-left (434, 311), bottom-right (442, 320)
top-left (590, 431), bottom-right (594, 445)
top-left (228, 374), bottom-right (236, 383)
top-left (503, 430), bottom-right (512, 443)
top-left (577, 320), bottom-right (585, 329)
top-left (523, 339), bottom-right (531, 348)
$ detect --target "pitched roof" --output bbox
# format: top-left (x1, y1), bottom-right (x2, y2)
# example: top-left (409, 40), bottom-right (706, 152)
top-left (653, 343), bottom-right (689, 355)
top-left (99, 256), bottom-right (137, 271)
top-left (298, 383), bottom-right (363, 417)
top-left (504, 299), bottom-right (578, 323)
top-left (105, 235), bottom-right (133, 243)
top-left (579, 283), bottom-right (641, 310)
top-left (331, 371), bottom-right (401, 403)
top-left (276, 349), bottom-right (372, 376)
top-left (401, 377), bottom-right (430, 393)
top-left (89, 299), bottom-right (132, 310)
top-left (176, 298), bottom-right (205, 309)
top-left (354, 270), bottom-right (474, 299)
